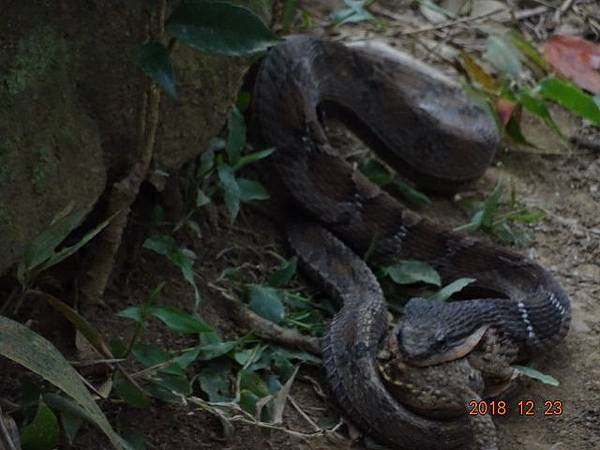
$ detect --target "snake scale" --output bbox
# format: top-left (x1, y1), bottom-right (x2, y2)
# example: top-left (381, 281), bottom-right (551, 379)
top-left (252, 35), bottom-right (571, 449)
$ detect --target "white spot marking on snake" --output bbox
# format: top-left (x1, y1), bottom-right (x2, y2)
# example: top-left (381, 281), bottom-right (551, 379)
top-left (393, 226), bottom-right (407, 243)
top-left (549, 293), bottom-right (566, 317)
top-left (518, 301), bottom-right (535, 338)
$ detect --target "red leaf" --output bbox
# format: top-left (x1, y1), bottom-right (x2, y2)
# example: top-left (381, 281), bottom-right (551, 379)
top-left (496, 98), bottom-right (517, 127)
top-left (543, 34), bottom-right (600, 94)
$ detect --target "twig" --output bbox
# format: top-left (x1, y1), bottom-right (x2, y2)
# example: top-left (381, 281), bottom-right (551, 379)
top-left (289, 396), bottom-right (322, 432)
top-left (80, 0), bottom-right (166, 305)
top-left (557, 0), bottom-right (575, 19)
top-left (514, 5), bottom-right (551, 21)
top-left (208, 283), bottom-right (321, 355)
top-left (187, 396), bottom-right (330, 439)
top-left (0, 400), bottom-right (17, 413)
top-left (69, 358), bottom-right (127, 367)
top-left (398, 8), bottom-right (506, 36)
top-left (0, 409), bottom-right (19, 450)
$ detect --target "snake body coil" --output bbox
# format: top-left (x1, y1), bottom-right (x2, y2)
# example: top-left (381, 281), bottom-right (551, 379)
top-left (253, 35), bottom-right (570, 449)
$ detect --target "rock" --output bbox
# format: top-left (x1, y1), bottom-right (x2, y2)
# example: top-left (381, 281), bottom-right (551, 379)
top-left (0, 22), bottom-right (106, 275)
top-left (0, 0), bottom-right (272, 275)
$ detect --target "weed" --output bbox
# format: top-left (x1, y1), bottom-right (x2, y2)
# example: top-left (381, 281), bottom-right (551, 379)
top-left (454, 179), bottom-right (545, 245)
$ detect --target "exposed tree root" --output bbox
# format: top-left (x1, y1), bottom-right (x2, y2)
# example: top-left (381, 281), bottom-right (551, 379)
top-left (80, 1), bottom-right (166, 305)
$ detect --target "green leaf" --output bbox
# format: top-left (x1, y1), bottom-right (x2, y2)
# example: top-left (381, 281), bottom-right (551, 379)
top-left (119, 305), bottom-right (213, 334)
top-left (455, 180), bottom-right (504, 232)
top-left (239, 369), bottom-right (270, 397)
top-left (42, 394), bottom-right (93, 445)
top-left (132, 343), bottom-right (171, 368)
top-left (143, 236), bottom-right (200, 306)
top-left (269, 347), bottom-right (322, 365)
top-left (484, 34), bottom-right (523, 79)
top-left (148, 306), bottom-right (213, 334)
top-left (506, 209), bottom-right (545, 224)
top-left (518, 91), bottom-right (564, 138)
top-left (43, 394), bottom-right (86, 445)
top-left (248, 285), bottom-right (285, 324)
top-left (196, 341), bottom-right (237, 361)
top-left (42, 292), bottom-right (113, 358)
top-left (456, 209), bottom-right (484, 233)
top-left (281, 0), bottom-right (300, 32)
top-left (428, 277), bottom-right (476, 301)
top-left (480, 180), bottom-right (504, 228)
top-left (232, 147), bottom-right (275, 172)
top-left (196, 189), bottom-right (211, 207)
top-left (0, 317), bottom-right (128, 450)
top-left (268, 256), bottom-right (298, 287)
top-left (197, 147), bottom-right (216, 178)
top-left (113, 375), bottom-right (151, 409)
top-left (144, 383), bottom-right (183, 405)
top-left (513, 365), bottom-right (559, 386)
top-left (154, 373), bottom-right (192, 396)
top-left (219, 266), bottom-right (244, 282)
top-left (60, 410), bottom-right (83, 445)
top-left (360, 159), bottom-right (430, 204)
top-left (239, 389), bottom-right (260, 416)
top-left (197, 361), bottom-right (233, 402)
top-left (234, 345), bottom-right (267, 367)
top-left (135, 42), bottom-right (176, 99)
top-left (21, 204), bottom-right (85, 274)
top-left (360, 159), bottom-right (394, 186)
top-left (172, 347), bottom-right (201, 369)
top-left (382, 260), bottom-right (441, 286)
top-left (331, 0), bottom-right (375, 25)
top-left (236, 90), bottom-right (252, 113)
top-left (36, 214), bottom-right (113, 275)
top-left (166, 2), bottom-right (280, 56)
top-left (225, 107), bottom-right (246, 164)
top-left (19, 206), bottom-right (111, 287)
top-left (535, 77), bottom-right (600, 125)
top-left (20, 400), bottom-right (60, 450)
top-left (492, 221), bottom-right (528, 245)
top-left (237, 178), bottom-right (270, 202)
top-left (217, 164), bottom-right (240, 223)
top-left (504, 109), bottom-right (534, 146)
top-left (506, 30), bottom-right (549, 71)
top-left (392, 179), bottom-right (431, 205)
top-left (116, 306), bottom-right (145, 323)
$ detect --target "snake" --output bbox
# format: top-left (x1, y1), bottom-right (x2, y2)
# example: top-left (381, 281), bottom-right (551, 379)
top-left (252, 35), bottom-right (571, 449)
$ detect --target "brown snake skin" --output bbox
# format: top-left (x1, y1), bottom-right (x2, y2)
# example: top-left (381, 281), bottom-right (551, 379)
top-left (252, 35), bottom-right (571, 449)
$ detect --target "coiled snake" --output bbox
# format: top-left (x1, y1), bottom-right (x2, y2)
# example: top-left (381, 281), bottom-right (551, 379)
top-left (252, 35), bottom-right (570, 450)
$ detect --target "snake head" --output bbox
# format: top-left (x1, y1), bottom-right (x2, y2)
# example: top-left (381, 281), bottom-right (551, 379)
top-left (396, 298), bottom-right (448, 363)
top-left (396, 298), bottom-right (488, 366)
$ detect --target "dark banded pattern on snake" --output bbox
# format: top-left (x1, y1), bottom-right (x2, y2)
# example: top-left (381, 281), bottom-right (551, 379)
top-left (253, 35), bottom-right (570, 449)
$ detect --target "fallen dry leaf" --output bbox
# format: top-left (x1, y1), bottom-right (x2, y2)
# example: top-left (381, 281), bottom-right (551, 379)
top-left (543, 34), bottom-right (600, 94)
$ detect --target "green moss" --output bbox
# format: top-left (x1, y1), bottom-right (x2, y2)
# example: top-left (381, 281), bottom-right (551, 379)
top-left (3, 26), bottom-right (58, 96)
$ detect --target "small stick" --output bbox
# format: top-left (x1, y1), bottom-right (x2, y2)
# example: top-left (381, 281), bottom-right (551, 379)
top-left (558, 0), bottom-right (576, 17)
top-left (208, 283), bottom-right (321, 355)
top-left (289, 395), bottom-right (322, 432)
top-left (398, 8), bottom-right (506, 36)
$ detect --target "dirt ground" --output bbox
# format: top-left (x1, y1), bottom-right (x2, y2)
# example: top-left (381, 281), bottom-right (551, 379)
top-left (79, 114), bottom-right (600, 450)
top-left (2, 1), bottom-right (600, 450)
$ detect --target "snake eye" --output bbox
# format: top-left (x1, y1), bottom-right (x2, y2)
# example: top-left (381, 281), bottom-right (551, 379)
top-left (433, 333), bottom-right (448, 351)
